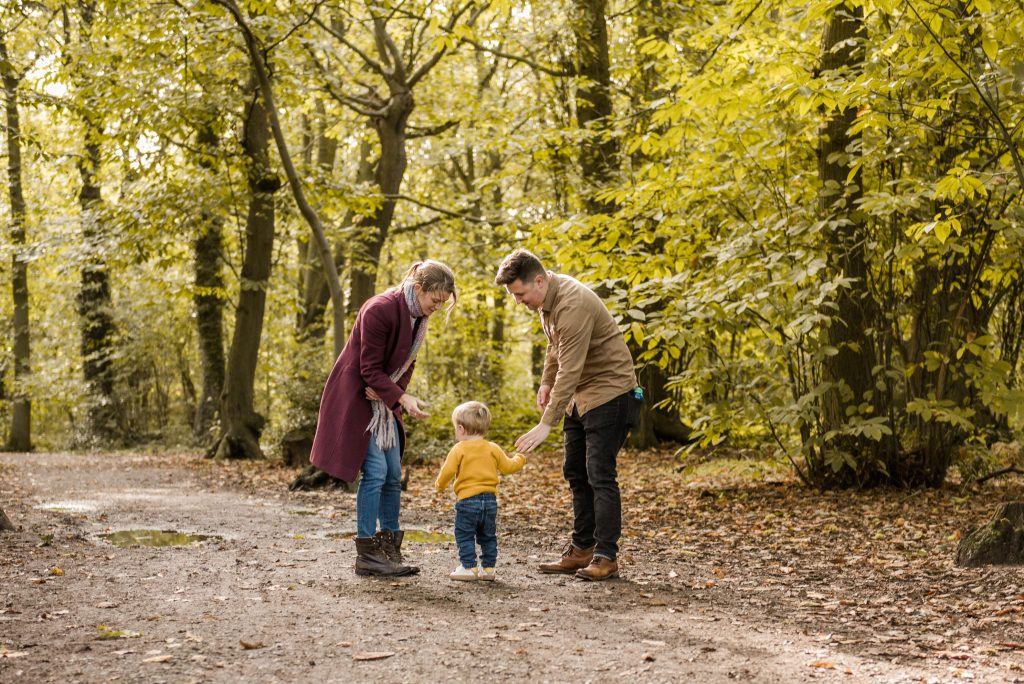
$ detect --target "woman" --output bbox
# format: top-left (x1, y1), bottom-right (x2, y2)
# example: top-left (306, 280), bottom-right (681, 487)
top-left (309, 260), bottom-right (456, 576)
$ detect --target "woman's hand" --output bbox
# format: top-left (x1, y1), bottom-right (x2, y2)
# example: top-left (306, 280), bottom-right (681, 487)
top-left (515, 422), bottom-right (551, 453)
top-left (364, 387), bottom-right (382, 402)
top-left (399, 393), bottom-right (430, 420)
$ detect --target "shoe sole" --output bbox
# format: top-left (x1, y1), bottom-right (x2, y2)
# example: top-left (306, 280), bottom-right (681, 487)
top-left (538, 567), bottom-right (583, 574)
top-left (355, 568), bottom-right (418, 577)
top-left (449, 576), bottom-right (477, 581)
top-left (575, 571), bottom-right (618, 581)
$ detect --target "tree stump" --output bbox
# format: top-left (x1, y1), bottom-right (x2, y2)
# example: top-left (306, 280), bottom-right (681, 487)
top-left (955, 502), bottom-right (1024, 567)
top-left (0, 506), bottom-right (14, 532)
top-left (280, 426), bottom-right (315, 469)
top-left (288, 465), bottom-right (352, 492)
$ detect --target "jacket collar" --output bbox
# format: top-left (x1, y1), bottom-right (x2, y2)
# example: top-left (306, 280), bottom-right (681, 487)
top-left (541, 271), bottom-right (559, 314)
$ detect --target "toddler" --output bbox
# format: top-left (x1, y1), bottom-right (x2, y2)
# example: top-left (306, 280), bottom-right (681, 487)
top-left (435, 401), bottom-right (525, 581)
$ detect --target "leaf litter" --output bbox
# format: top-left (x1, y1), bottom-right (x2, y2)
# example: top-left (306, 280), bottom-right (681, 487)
top-left (4, 449), bottom-right (1024, 680)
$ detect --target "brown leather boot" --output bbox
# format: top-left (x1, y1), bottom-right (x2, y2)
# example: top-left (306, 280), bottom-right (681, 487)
top-left (576, 557), bottom-right (619, 581)
top-left (538, 543), bottom-right (595, 574)
top-left (354, 536), bottom-right (416, 577)
top-left (376, 530), bottom-right (420, 575)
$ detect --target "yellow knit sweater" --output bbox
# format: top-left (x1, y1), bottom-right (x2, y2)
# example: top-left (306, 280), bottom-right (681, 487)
top-left (434, 438), bottom-right (525, 500)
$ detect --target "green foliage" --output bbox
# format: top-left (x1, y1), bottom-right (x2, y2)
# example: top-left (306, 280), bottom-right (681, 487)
top-left (1, 0), bottom-right (1021, 492)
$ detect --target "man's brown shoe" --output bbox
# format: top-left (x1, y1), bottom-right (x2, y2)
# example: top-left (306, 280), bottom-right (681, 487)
top-left (538, 543), bottom-right (595, 574)
top-left (575, 557), bottom-right (618, 581)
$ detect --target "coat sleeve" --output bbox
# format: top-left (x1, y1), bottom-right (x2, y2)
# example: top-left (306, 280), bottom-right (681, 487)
top-left (358, 301), bottom-right (406, 410)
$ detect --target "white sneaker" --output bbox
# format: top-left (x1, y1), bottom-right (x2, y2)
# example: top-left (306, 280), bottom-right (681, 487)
top-left (449, 565), bottom-right (478, 581)
top-left (479, 567), bottom-right (496, 581)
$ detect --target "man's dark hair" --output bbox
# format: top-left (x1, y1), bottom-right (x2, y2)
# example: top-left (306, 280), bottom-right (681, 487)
top-left (494, 248), bottom-right (546, 286)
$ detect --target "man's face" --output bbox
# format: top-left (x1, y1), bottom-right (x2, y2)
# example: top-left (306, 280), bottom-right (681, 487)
top-left (505, 276), bottom-right (545, 311)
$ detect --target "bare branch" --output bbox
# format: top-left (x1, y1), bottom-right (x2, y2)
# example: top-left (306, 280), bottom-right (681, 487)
top-left (313, 14), bottom-right (387, 78)
top-left (391, 216), bottom-right (445, 235)
top-left (266, 0), bottom-right (329, 52)
top-left (384, 193), bottom-right (503, 224)
top-left (977, 466), bottom-right (1024, 484)
top-left (371, 14), bottom-right (406, 82)
top-left (406, 120), bottom-right (459, 139)
top-left (906, 0), bottom-right (1024, 189)
top-left (693, 0), bottom-right (763, 76)
top-left (304, 45), bottom-right (386, 117)
top-left (408, 0), bottom-right (486, 88)
top-left (390, 3), bottom-right (570, 79)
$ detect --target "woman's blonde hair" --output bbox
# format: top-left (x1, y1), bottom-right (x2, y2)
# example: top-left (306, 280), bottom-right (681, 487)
top-left (403, 260), bottom-right (457, 311)
top-left (452, 401), bottom-right (491, 437)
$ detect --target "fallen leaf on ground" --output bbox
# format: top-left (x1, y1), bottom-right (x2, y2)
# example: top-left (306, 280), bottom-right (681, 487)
top-left (142, 654), bottom-right (173, 663)
top-left (240, 640), bottom-right (265, 650)
top-left (96, 629), bottom-right (141, 640)
top-left (810, 661), bottom-right (835, 669)
top-left (353, 651), bottom-right (395, 661)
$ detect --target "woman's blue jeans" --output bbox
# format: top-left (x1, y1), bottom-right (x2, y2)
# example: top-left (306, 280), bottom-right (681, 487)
top-left (356, 418), bottom-right (402, 538)
top-left (454, 492), bottom-right (498, 569)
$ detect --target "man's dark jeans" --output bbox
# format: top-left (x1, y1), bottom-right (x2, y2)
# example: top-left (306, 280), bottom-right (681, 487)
top-left (562, 391), bottom-right (636, 561)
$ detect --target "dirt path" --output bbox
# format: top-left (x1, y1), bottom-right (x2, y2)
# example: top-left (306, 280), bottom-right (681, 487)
top-left (0, 452), bottom-right (1018, 683)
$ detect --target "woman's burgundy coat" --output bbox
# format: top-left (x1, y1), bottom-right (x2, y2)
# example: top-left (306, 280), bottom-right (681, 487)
top-left (309, 289), bottom-right (418, 482)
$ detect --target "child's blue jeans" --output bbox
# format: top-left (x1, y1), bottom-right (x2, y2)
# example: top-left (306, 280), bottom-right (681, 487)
top-left (454, 492), bottom-right (498, 569)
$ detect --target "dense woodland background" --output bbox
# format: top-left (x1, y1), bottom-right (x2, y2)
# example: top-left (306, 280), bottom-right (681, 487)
top-left (1, 0), bottom-right (1023, 490)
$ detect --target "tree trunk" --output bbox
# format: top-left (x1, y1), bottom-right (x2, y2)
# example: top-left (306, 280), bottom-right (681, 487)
top-left (216, 0), bottom-right (346, 357)
top-left (573, 0), bottom-right (617, 214)
top-left (348, 91), bottom-right (414, 313)
top-left (623, 0), bottom-right (690, 448)
top-left (74, 1), bottom-right (117, 443)
top-left (193, 120), bottom-right (226, 440)
top-left (956, 502), bottom-right (1024, 567)
top-left (216, 89), bottom-right (277, 460)
top-left (78, 120), bottom-right (117, 442)
top-left (298, 124), bottom-right (361, 341)
top-left (813, 1), bottom-right (881, 487)
top-left (287, 104), bottom-right (350, 479)
top-left (1, 39), bottom-right (31, 451)
top-left (898, 19), bottom-right (995, 485)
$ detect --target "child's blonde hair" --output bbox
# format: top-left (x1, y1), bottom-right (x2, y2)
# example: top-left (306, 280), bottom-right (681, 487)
top-left (452, 401), bottom-right (491, 437)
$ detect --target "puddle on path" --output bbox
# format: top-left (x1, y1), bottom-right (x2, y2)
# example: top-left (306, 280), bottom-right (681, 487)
top-left (36, 500), bottom-right (98, 513)
top-left (100, 529), bottom-right (221, 548)
top-left (325, 529), bottom-right (454, 543)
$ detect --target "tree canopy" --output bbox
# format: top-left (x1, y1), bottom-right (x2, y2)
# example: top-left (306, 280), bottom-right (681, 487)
top-left (1, 0), bottom-right (1022, 488)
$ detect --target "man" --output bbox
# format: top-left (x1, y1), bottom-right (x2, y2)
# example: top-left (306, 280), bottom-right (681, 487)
top-left (495, 248), bottom-right (639, 581)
